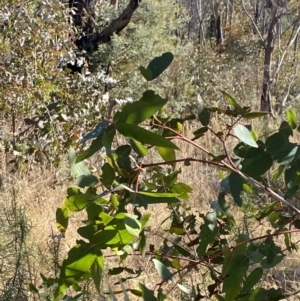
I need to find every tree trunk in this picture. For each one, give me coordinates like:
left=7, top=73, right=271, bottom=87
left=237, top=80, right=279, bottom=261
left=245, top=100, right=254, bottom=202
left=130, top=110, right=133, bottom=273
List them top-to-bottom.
left=196, top=0, right=206, bottom=46
left=214, top=1, right=223, bottom=51
left=260, top=9, right=279, bottom=114
left=260, top=47, right=273, bottom=112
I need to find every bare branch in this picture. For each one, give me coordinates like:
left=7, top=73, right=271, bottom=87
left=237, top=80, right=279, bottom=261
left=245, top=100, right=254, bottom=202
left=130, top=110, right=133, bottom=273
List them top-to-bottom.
left=241, top=0, right=265, bottom=45
left=272, top=22, right=300, bottom=80
left=279, top=65, right=298, bottom=114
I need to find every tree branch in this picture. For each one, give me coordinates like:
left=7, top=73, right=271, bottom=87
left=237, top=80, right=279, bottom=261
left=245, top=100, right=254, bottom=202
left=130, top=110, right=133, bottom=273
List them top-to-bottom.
left=74, top=0, right=140, bottom=53
left=241, top=0, right=264, bottom=45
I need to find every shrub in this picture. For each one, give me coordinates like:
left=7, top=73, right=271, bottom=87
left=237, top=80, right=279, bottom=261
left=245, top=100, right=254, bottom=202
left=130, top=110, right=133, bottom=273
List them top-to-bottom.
left=30, top=53, right=300, bottom=301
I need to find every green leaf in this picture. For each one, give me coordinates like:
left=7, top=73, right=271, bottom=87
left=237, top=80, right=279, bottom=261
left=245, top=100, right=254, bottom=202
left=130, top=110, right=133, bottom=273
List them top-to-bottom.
left=140, top=52, right=174, bottom=81
left=139, top=66, right=152, bottom=81
left=115, top=90, right=167, bottom=125
left=220, top=91, right=242, bottom=110
left=198, top=105, right=211, bottom=126
left=286, top=108, right=298, bottom=129
left=243, top=112, right=269, bottom=119
left=163, top=118, right=184, bottom=136
left=81, top=120, right=109, bottom=143
left=279, top=121, right=293, bottom=137
left=117, top=123, right=179, bottom=149
left=234, top=124, right=258, bottom=148
left=76, top=126, right=106, bottom=162
left=102, top=126, right=116, bottom=158
left=193, top=127, right=209, bottom=139
left=265, top=132, right=288, bottom=154
left=130, top=139, right=148, bottom=157
left=234, top=142, right=263, bottom=159
left=275, top=143, right=299, bottom=165
left=115, top=145, right=131, bottom=157
left=157, top=146, right=176, bottom=167
left=69, top=148, right=91, bottom=178
left=241, top=152, right=273, bottom=177
left=101, top=163, right=115, bottom=187
left=284, top=164, right=300, bottom=191
left=272, top=165, right=285, bottom=181
left=228, top=172, right=243, bottom=206
left=75, top=174, right=98, bottom=188
left=220, top=176, right=231, bottom=194
left=170, top=182, right=192, bottom=201
left=170, top=183, right=191, bottom=200
left=139, top=191, right=178, bottom=198
left=129, top=192, right=179, bottom=209
left=218, top=193, right=235, bottom=225
left=64, top=194, right=95, bottom=212
left=86, top=202, right=104, bottom=222
left=56, top=207, right=69, bottom=233
left=197, top=212, right=217, bottom=258
left=140, top=213, right=151, bottom=228
left=124, top=216, right=142, bottom=237
left=293, top=219, right=300, bottom=229
left=83, top=225, right=134, bottom=248
left=139, top=231, right=146, bottom=257
left=259, top=237, right=284, bottom=269
left=61, top=242, right=96, bottom=285
left=174, top=244, right=191, bottom=257
left=90, top=255, right=103, bottom=294
left=223, top=255, right=249, bottom=295
left=152, top=259, right=174, bottom=282
left=108, top=267, right=124, bottom=275
left=241, top=267, right=263, bottom=293
left=28, top=283, right=39, bottom=293
left=139, top=283, right=158, bottom=301
left=177, top=284, right=196, bottom=297
left=225, top=285, right=242, bottom=301
left=239, top=288, right=284, bottom=301
left=125, top=289, right=141, bottom=298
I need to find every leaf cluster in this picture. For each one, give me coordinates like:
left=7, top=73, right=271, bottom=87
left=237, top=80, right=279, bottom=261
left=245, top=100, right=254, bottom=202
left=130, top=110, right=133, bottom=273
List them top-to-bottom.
left=28, top=53, right=300, bottom=301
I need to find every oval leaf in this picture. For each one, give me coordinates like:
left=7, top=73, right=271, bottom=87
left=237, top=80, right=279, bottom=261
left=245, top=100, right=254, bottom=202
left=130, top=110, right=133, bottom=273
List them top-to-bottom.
left=141, top=52, right=174, bottom=81
left=139, top=66, right=152, bottom=81
left=115, top=90, right=167, bottom=125
left=220, top=91, right=242, bottom=110
left=198, top=105, right=211, bottom=126
left=286, top=108, right=298, bottom=129
left=243, top=112, right=269, bottom=119
left=81, top=120, right=109, bottom=143
left=117, top=123, right=179, bottom=149
left=234, top=124, right=258, bottom=148
left=265, top=132, right=288, bottom=154
left=130, top=139, right=148, bottom=157
left=157, top=146, right=176, bottom=167
left=69, top=147, right=91, bottom=178
left=241, top=152, right=273, bottom=177
left=229, top=172, right=243, bottom=207
left=124, top=216, right=142, bottom=237
left=152, top=259, right=174, bottom=282
left=241, top=267, right=263, bottom=293
left=139, top=283, right=158, bottom=301
left=177, top=284, right=195, bottom=297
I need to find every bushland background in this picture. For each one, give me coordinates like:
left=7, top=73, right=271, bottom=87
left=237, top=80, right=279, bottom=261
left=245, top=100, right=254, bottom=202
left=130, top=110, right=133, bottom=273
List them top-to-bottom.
left=1, top=0, right=300, bottom=300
